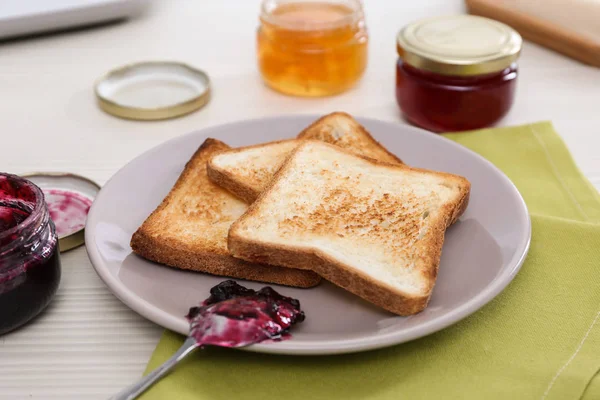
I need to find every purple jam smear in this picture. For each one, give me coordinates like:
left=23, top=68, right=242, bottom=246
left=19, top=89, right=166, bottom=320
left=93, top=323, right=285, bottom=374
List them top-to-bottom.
left=0, top=175, right=36, bottom=204
left=0, top=176, right=36, bottom=236
left=43, top=189, right=92, bottom=238
left=0, top=203, right=29, bottom=232
left=186, top=280, right=305, bottom=347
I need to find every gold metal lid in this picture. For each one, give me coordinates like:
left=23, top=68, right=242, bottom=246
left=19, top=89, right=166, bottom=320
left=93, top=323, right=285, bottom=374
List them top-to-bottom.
left=396, top=15, right=522, bottom=76
left=94, top=61, right=211, bottom=121
left=21, top=172, right=101, bottom=253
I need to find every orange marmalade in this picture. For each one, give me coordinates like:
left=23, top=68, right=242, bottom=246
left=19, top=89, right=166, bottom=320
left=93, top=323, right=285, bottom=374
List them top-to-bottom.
left=257, top=0, right=368, bottom=97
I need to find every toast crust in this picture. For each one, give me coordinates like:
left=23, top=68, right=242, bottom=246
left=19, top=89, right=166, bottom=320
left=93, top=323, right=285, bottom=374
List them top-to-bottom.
left=296, top=111, right=404, bottom=165
left=207, top=112, right=404, bottom=203
left=130, top=138, right=321, bottom=288
left=206, top=139, right=298, bottom=204
left=228, top=140, right=471, bottom=315
left=206, top=165, right=263, bottom=205
left=131, top=228, right=321, bottom=288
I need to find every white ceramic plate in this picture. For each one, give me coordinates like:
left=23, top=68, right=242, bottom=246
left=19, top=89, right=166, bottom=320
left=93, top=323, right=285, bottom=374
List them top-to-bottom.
left=85, top=115, right=530, bottom=355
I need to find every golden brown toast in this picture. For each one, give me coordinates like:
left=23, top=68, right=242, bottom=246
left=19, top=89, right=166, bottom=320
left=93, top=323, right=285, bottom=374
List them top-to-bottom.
left=207, top=112, right=403, bottom=203
left=296, top=112, right=403, bottom=164
left=130, top=138, right=321, bottom=288
left=227, top=140, right=470, bottom=315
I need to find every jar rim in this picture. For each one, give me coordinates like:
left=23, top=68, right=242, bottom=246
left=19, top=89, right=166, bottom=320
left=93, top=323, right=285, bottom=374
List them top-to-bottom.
left=260, top=0, right=364, bottom=31
left=396, top=15, right=522, bottom=77
left=0, top=173, right=46, bottom=250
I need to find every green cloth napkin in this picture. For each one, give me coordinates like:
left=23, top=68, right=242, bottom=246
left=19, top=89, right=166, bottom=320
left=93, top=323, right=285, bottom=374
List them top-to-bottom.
left=140, top=122, right=600, bottom=400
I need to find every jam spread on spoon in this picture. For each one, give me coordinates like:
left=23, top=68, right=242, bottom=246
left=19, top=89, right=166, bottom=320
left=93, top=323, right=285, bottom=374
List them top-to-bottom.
left=186, top=280, right=305, bottom=347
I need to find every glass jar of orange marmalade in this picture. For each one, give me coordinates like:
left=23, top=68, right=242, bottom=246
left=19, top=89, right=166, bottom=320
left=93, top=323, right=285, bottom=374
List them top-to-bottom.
left=257, top=0, right=368, bottom=97
left=395, top=15, right=522, bottom=133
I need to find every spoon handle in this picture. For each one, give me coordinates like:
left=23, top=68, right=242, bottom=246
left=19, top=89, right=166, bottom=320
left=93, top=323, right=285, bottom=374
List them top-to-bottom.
left=108, top=337, right=200, bottom=400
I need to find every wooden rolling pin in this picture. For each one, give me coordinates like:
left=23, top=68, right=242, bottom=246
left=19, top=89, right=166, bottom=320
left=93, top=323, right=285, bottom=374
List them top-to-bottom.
left=466, top=0, right=600, bottom=67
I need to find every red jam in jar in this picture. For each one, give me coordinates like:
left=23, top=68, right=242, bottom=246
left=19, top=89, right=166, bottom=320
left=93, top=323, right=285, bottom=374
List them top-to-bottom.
left=395, top=15, right=522, bottom=133
left=0, top=173, right=61, bottom=335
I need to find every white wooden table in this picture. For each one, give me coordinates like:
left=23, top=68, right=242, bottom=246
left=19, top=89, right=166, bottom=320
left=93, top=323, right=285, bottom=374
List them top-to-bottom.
left=1, top=1, right=599, bottom=398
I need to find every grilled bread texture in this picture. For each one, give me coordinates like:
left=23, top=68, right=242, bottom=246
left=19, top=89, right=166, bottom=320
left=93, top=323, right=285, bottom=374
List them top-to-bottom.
left=207, top=112, right=403, bottom=203
left=130, top=138, right=321, bottom=288
left=227, top=141, right=470, bottom=314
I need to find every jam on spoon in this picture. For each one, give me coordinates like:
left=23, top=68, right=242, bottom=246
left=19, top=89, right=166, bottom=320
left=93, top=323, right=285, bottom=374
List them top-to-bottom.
left=109, top=280, right=305, bottom=400
left=187, top=280, right=305, bottom=347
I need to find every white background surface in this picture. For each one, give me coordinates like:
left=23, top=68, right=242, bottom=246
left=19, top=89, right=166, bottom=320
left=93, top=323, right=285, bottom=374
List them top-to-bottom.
left=1, top=1, right=599, bottom=399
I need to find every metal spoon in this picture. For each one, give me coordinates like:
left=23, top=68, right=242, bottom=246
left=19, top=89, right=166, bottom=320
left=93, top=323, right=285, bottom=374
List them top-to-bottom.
left=108, top=291, right=304, bottom=400
left=108, top=317, right=273, bottom=400
left=108, top=336, right=202, bottom=400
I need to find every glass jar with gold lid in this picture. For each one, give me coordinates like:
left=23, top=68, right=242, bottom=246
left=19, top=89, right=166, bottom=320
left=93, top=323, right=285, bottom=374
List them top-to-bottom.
left=257, top=0, right=368, bottom=97
left=395, top=15, right=522, bottom=133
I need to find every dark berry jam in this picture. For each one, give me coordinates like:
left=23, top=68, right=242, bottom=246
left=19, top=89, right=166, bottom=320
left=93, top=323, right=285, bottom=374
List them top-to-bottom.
left=396, top=61, right=518, bottom=133
left=0, top=173, right=61, bottom=336
left=0, top=204, right=29, bottom=232
left=0, top=248, right=60, bottom=335
left=186, top=280, right=304, bottom=347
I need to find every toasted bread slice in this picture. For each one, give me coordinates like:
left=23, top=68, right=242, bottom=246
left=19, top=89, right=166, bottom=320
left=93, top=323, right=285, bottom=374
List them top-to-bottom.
left=207, top=112, right=403, bottom=203
left=296, top=112, right=403, bottom=163
left=130, top=138, right=321, bottom=288
left=207, top=139, right=299, bottom=205
left=227, top=141, right=470, bottom=315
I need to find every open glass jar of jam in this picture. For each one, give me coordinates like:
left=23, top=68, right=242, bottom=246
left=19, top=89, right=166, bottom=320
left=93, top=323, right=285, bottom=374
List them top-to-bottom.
left=257, top=0, right=368, bottom=97
left=395, top=15, right=522, bottom=133
left=0, top=173, right=61, bottom=335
